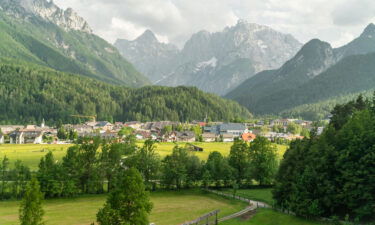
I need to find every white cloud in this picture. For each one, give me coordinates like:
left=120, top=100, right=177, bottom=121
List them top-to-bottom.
left=54, top=0, right=375, bottom=48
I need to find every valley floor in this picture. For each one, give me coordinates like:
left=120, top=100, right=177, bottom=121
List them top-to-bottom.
left=0, top=142, right=288, bottom=170
left=0, top=188, right=328, bottom=225
left=0, top=190, right=245, bottom=225
left=221, top=208, right=325, bottom=225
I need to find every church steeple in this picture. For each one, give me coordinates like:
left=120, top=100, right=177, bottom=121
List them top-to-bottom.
left=41, top=118, right=45, bottom=128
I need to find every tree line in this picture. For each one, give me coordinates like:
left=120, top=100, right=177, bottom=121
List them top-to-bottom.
left=273, top=95, right=375, bottom=222
left=2, top=136, right=278, bottom=225
left=0, top=137, right=278, bottom=200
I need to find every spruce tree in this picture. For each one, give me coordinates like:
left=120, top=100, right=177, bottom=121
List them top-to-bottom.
left=19, top=177, right=44, bottom=225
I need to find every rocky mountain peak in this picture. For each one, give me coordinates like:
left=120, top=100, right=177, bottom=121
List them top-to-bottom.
left=0, top=0, right=92, bottom=33
left=233, top=19, right=268, bottom=32
left=115, top=21, right=302, bottom=95
left=360, top=23, right=375, bottom=38
left=136, top=29, right=158, bottom=43
left=282, top=39, right=336, bottom=78
left=297, top=39, right=333, bottom=57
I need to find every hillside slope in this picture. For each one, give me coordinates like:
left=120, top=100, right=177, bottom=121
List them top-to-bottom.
left=0, top=0, right=149, bottom=87
left=226, top=23, right=375, bottom=118
left=0, top=60, right=252, bottom=124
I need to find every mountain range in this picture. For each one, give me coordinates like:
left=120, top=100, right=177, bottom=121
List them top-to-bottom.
left=0, top=0, right=149, bottom=87
left=0, top=0, right=252, bottom=124
left=2, top=0, right=375, bottom=122
left=115, top=20, right=302, bottom=95
left=226, top=23, right=375, bottom=119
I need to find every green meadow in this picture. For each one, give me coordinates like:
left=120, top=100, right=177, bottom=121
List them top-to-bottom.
left=0, top=142, right=287, bottom=170
left=0, top=190, right=245, bottom=225
left=221, top=208, right=325, bottom=225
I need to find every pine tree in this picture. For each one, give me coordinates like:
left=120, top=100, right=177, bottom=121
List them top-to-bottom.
left=19, top=177, right=44, bottom=225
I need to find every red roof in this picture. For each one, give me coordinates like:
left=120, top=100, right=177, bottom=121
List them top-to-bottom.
left=198, top=122, right=207, bottom=127
left=242, top=133, right=256, bottom=142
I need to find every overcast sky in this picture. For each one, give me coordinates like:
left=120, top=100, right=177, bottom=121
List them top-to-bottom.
left=55, top=0, right=375, bottom=48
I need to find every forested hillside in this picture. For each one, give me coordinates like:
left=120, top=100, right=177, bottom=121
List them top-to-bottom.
left=0, top=1, right=149, bottom=87
left=247, top=52, right=375, bottom=115
left=0, top=61, right=251, bottom=124
left=280, top=90, right=375, bottom=120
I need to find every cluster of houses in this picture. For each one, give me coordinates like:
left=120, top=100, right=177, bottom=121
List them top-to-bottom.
left=0, top=118, right=321, bottom=145
left=0, top=120, right=53, bottom=144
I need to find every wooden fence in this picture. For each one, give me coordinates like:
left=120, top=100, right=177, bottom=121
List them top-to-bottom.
left=181, top=209, right=220, bottom=225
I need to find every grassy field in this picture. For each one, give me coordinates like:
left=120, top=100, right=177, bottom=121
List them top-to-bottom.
left=0, top=142, right=288, bottom=170
left=144, top=142, right=287, bottom=160
left=0, top=144, right=73, bottom=170
left=223, top=188, right=275, bottom=205
left=0, top=190, right=245, bottom=225
left=221, top=208, right=325, bottom=225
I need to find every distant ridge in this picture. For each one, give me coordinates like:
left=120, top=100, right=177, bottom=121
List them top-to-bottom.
left=115, top=20, right=302, bottom=95
left=226, top=23, right=375, bottom=119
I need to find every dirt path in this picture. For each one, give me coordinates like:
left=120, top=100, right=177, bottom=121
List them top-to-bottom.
left=206, top=189, right=271, bottom=222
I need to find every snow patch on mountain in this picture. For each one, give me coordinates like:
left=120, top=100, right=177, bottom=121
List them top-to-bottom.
left=196, top=57, right=217, bottom=69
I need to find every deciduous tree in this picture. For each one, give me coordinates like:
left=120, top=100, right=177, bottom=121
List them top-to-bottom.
left=97, top=168, right=153, bottom=225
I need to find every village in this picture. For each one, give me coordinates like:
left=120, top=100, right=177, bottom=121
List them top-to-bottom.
left=0, top=118, right=323, bottom=145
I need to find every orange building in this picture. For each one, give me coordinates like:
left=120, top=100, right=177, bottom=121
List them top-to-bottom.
left=242, top=133, right=256, bottom=142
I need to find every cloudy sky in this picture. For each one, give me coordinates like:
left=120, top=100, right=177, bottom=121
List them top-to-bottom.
left=55, top=0, right=375, bottom=48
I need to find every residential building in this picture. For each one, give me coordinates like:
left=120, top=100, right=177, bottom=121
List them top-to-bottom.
left=94, top=121, right=113, bottom=131
left=124, top=121, right=143, bottom=129
left=142, top=121, right=178, bottom=132
left=205, top=123, right=247, bottom=137
left=72, top=124, right=93, bottom=133
left=0, top=125, right=24, bottom=134
left=10, top=130, right=44, bottom=144
left=135, top=130, right=151, bottom=140
left=176, top=131, right=196, bottom=142
left=202, top=133, right=216, bottom=142
left=242, top=133, right=256, bottom=142
left=222, top=134, right=234, bottom=142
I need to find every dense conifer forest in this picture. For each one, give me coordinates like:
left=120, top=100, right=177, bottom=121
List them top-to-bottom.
left=0, top=60, right=251, bottom=124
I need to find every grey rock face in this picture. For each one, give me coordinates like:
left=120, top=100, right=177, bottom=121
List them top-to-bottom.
left=0, top=0, right=92, bottom=33
left=115, top=20, right=302, bottom=95
left=115, top=30, right=179, bottom=83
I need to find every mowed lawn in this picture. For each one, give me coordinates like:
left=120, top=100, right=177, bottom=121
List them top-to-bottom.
left=0, top=142, right=288, bottom=170
left=0, top=190, right=246, bottom=225
left=221, top=208, right=325, bottom=225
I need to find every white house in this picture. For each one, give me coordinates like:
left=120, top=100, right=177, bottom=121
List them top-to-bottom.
left=10, top=130, right=44, bottom=144
left=202, top=133, right=216, bottom=142
left=222, top=134, right=234, bottom=142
